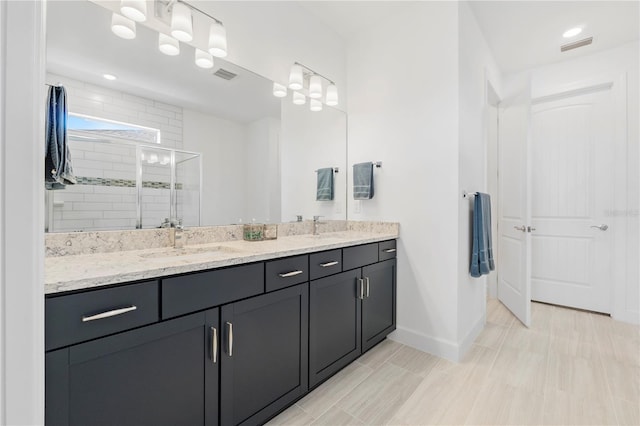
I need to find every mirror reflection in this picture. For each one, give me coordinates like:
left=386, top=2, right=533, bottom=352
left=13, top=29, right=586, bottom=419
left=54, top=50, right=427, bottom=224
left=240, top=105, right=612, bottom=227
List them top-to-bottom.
left=45, top=0, right=346, bottom=232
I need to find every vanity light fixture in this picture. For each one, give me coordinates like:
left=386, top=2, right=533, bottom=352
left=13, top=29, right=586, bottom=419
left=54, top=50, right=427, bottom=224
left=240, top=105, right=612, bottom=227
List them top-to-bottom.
left=120, top=0, right=147, bottom=22
left=171, top=2, right=193, bottom=42
left=111, top=13, right=136, bottom=39
left=208, top=20, right=228, bottom=58
left=562, top=27, right=582, bottom=38
left=159, top=33, right=180, bottom=56
left=195, top=48, right=214, bottom=68
left=288, top=64, right=304, bottom=90
left=309, top=75, right=322, bottom=99
left=273, top=82, right=287, bottom=98
left=325, top=83, right=338, bottom=106
left=292, top=91, right=306, bottom=105
left=310, top=99, right=322, bottom=112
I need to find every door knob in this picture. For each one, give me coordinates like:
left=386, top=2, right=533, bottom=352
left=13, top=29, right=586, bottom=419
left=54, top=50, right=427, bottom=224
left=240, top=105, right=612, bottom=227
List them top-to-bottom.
left=590, top=224, right=609, bottom=231
left=514, top=225, right=526, bottom=232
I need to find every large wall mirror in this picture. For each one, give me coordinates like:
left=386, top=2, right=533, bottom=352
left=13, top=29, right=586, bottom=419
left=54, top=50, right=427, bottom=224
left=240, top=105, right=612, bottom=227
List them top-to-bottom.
left=45, top=0, right=347, bottom=232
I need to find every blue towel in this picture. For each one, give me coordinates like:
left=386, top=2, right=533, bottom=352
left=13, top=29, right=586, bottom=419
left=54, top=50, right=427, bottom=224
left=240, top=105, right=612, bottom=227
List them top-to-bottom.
left=45, top=85, right=76, bottom=190
left=353, top=162, right=374, bottom=200
left=316, top=167, right=334, bottom=201
left=470, top=192, right=495, bottom=277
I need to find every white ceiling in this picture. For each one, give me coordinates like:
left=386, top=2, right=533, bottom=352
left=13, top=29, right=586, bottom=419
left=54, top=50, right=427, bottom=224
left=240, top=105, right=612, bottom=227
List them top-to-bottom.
left=46, top=1, right=280, bottom=123
left=468, top=1, right=640, bottom=73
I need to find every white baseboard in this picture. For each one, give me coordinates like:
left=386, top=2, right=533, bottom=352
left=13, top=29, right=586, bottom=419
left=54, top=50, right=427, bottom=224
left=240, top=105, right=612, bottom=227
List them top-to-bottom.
left=388, top=314, right=486, bottom=362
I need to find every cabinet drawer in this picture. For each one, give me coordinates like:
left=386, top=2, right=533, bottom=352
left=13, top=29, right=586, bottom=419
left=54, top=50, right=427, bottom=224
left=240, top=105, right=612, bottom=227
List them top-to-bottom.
left=379, top=240, right=397, bottom=261
left=343, top=243, right=378, bottom=270
left=309, top=249, right=342, bottom=280
left=266, top=255, right=309, bottom=291
left=162, top=263, right=263, bottom=319
left=45, top=281, right=159, bottom=351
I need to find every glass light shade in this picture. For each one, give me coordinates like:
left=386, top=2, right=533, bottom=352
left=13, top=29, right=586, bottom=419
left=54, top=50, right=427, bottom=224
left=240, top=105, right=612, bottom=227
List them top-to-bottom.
left=120, top=0, right=146, bottom=22
left=171, top=2, right=193, bottom=42
left=111, top=13, right=136, bottom=39
left=208, top=21, right=228, bottom=58
left=158, top=34, right=180, bottom=56
left=195, top=49, right=214, bottom=69
left=288, top=64, right=304, bottom=90
left=309, top=75, right=322, bottom=99
left=273, top=82, right=287, bottom=98
left=325, top=83, right=338, bottom=106
left=293, top=92, right=306, bottom=105
left=310, top=99, right=322, bottom=112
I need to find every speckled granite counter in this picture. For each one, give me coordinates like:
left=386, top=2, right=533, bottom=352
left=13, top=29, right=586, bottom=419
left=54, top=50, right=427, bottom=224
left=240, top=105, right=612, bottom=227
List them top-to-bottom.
left=45, top=223, right=399, bottom=294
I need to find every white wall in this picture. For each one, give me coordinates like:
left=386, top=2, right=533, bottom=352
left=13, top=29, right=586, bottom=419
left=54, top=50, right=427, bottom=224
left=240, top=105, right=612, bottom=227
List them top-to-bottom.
left=0, top=1, right=45, bottom=424
left=456, top=1, right=503, bottom=352
left=347, top=2, right=463, bottom=360
left=527, top=42, right=640, bottom=324
left=281, top=99, right=347, bottom=222
left=182, top=109, right=247, bottom=226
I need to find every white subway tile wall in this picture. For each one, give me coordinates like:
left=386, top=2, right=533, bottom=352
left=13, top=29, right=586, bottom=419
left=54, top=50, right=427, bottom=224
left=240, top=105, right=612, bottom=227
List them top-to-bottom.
left=46, top=73, right=185, bottom=232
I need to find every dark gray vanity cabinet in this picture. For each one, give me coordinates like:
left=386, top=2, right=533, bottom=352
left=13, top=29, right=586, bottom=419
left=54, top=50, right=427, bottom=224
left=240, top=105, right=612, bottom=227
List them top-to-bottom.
left=309, top=241, right=397, bottom=388
left=309, top=269, right=362, bottom=388
left=220, top=284, right=308, bottom=426
left=45, top=308, right=220, bottom=426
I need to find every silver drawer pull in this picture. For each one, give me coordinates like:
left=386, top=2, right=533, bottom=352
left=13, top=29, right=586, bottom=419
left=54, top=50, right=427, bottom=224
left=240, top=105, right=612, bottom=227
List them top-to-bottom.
left=383, top=248, right=396, bottom=253
left=319, top=261, right=339, bottom=268
left=279, top=270, right=304, bottom=278
left=82, top=305, right=137, bottom=322
left=226, top=322, right=233, bottom=357
left=211, top=327, right=217, bottom=364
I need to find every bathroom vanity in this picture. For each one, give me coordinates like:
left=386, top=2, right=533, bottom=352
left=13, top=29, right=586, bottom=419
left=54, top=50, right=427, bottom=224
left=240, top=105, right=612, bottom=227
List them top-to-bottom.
left=44, top=227, right=398, bottom=426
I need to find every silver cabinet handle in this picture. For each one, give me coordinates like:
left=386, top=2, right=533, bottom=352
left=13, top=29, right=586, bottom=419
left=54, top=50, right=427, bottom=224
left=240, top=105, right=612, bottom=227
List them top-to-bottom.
left=590, top=224, right=609, bottom=231
left=514, top=226, right=526, bottom=232
left=383, top=248, right=396, bottom=253
left=319, top=261, right=339, bottom=268
left=279, top=270, right=304, bottom=278
left=365, top=277, right=370, bottom=298
left=358, top=278, right=365, bottom=300
left=82, top=305, right=137, bottom=322
left=226, top=322, right=233, bottom=357
left=211, top=327, right=217, bottom=364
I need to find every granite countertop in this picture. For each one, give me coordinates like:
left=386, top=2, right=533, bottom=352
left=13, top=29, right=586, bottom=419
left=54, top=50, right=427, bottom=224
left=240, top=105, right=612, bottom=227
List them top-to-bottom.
left=45, top=230, right=398, bottom=295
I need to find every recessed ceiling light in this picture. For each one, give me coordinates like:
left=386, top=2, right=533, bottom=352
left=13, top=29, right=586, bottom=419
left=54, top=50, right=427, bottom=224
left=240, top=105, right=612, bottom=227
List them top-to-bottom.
left=563, top=27, right=582, bottom=38
left=103, top=74, right=117, bottom=81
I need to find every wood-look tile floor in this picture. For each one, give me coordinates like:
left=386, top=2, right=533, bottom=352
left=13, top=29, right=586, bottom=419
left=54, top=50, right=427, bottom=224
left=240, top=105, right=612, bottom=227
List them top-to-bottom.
left=267, top=300, right=640, bottom=426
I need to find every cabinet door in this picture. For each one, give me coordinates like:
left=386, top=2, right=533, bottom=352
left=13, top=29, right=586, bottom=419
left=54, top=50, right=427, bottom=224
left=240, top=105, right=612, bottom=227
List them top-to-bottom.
left=362, top=259, right=397, bottom=352
left=309, top=269, right=361, bottom=388
left=220, top=284, right=308, bottom=426
left=46, top=309, right=219, bottom=426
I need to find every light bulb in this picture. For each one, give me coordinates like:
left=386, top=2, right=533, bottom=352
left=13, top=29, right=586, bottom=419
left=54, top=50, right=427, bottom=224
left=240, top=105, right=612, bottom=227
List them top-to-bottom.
left=120, top=0, right=146, bottom=22
left=171, top=2, right=193, bottom=42
left=111, top=13, right=136, bottom=39
left=208, top=21, right=228, bottom=58
left=159, top=34, right=180, bottom=56
left=195, top=49, right=214, bottom=69
left=288, top=64, right=303, bottom=90
left=309, top=75, right=322, bottom=99
left=273, top=82, right=287, bottom=98
left=325, top=83, right=338, bottom=106
left=293, top=92, right=306, bottom=105
left=310, top=99, right=322, bottom=112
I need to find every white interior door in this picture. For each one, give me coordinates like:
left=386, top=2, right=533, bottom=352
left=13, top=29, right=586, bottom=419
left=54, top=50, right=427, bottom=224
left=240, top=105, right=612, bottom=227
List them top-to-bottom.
left=530, top=85, right=615, bottom=313
left=497, top=92, right=532, bottom=327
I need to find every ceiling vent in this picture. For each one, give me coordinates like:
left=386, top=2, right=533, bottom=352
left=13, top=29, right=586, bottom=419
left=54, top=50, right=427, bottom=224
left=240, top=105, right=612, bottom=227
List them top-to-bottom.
left=561, top=37, right=593, bottom=52
left=213, top=68, right=237, bottom=80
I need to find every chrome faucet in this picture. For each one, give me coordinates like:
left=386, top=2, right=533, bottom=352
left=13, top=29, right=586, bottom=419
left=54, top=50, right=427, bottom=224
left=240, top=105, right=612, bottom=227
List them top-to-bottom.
left=313, top=215, right=325, bottom=235
left=170, top=218, right=184, bottom=248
